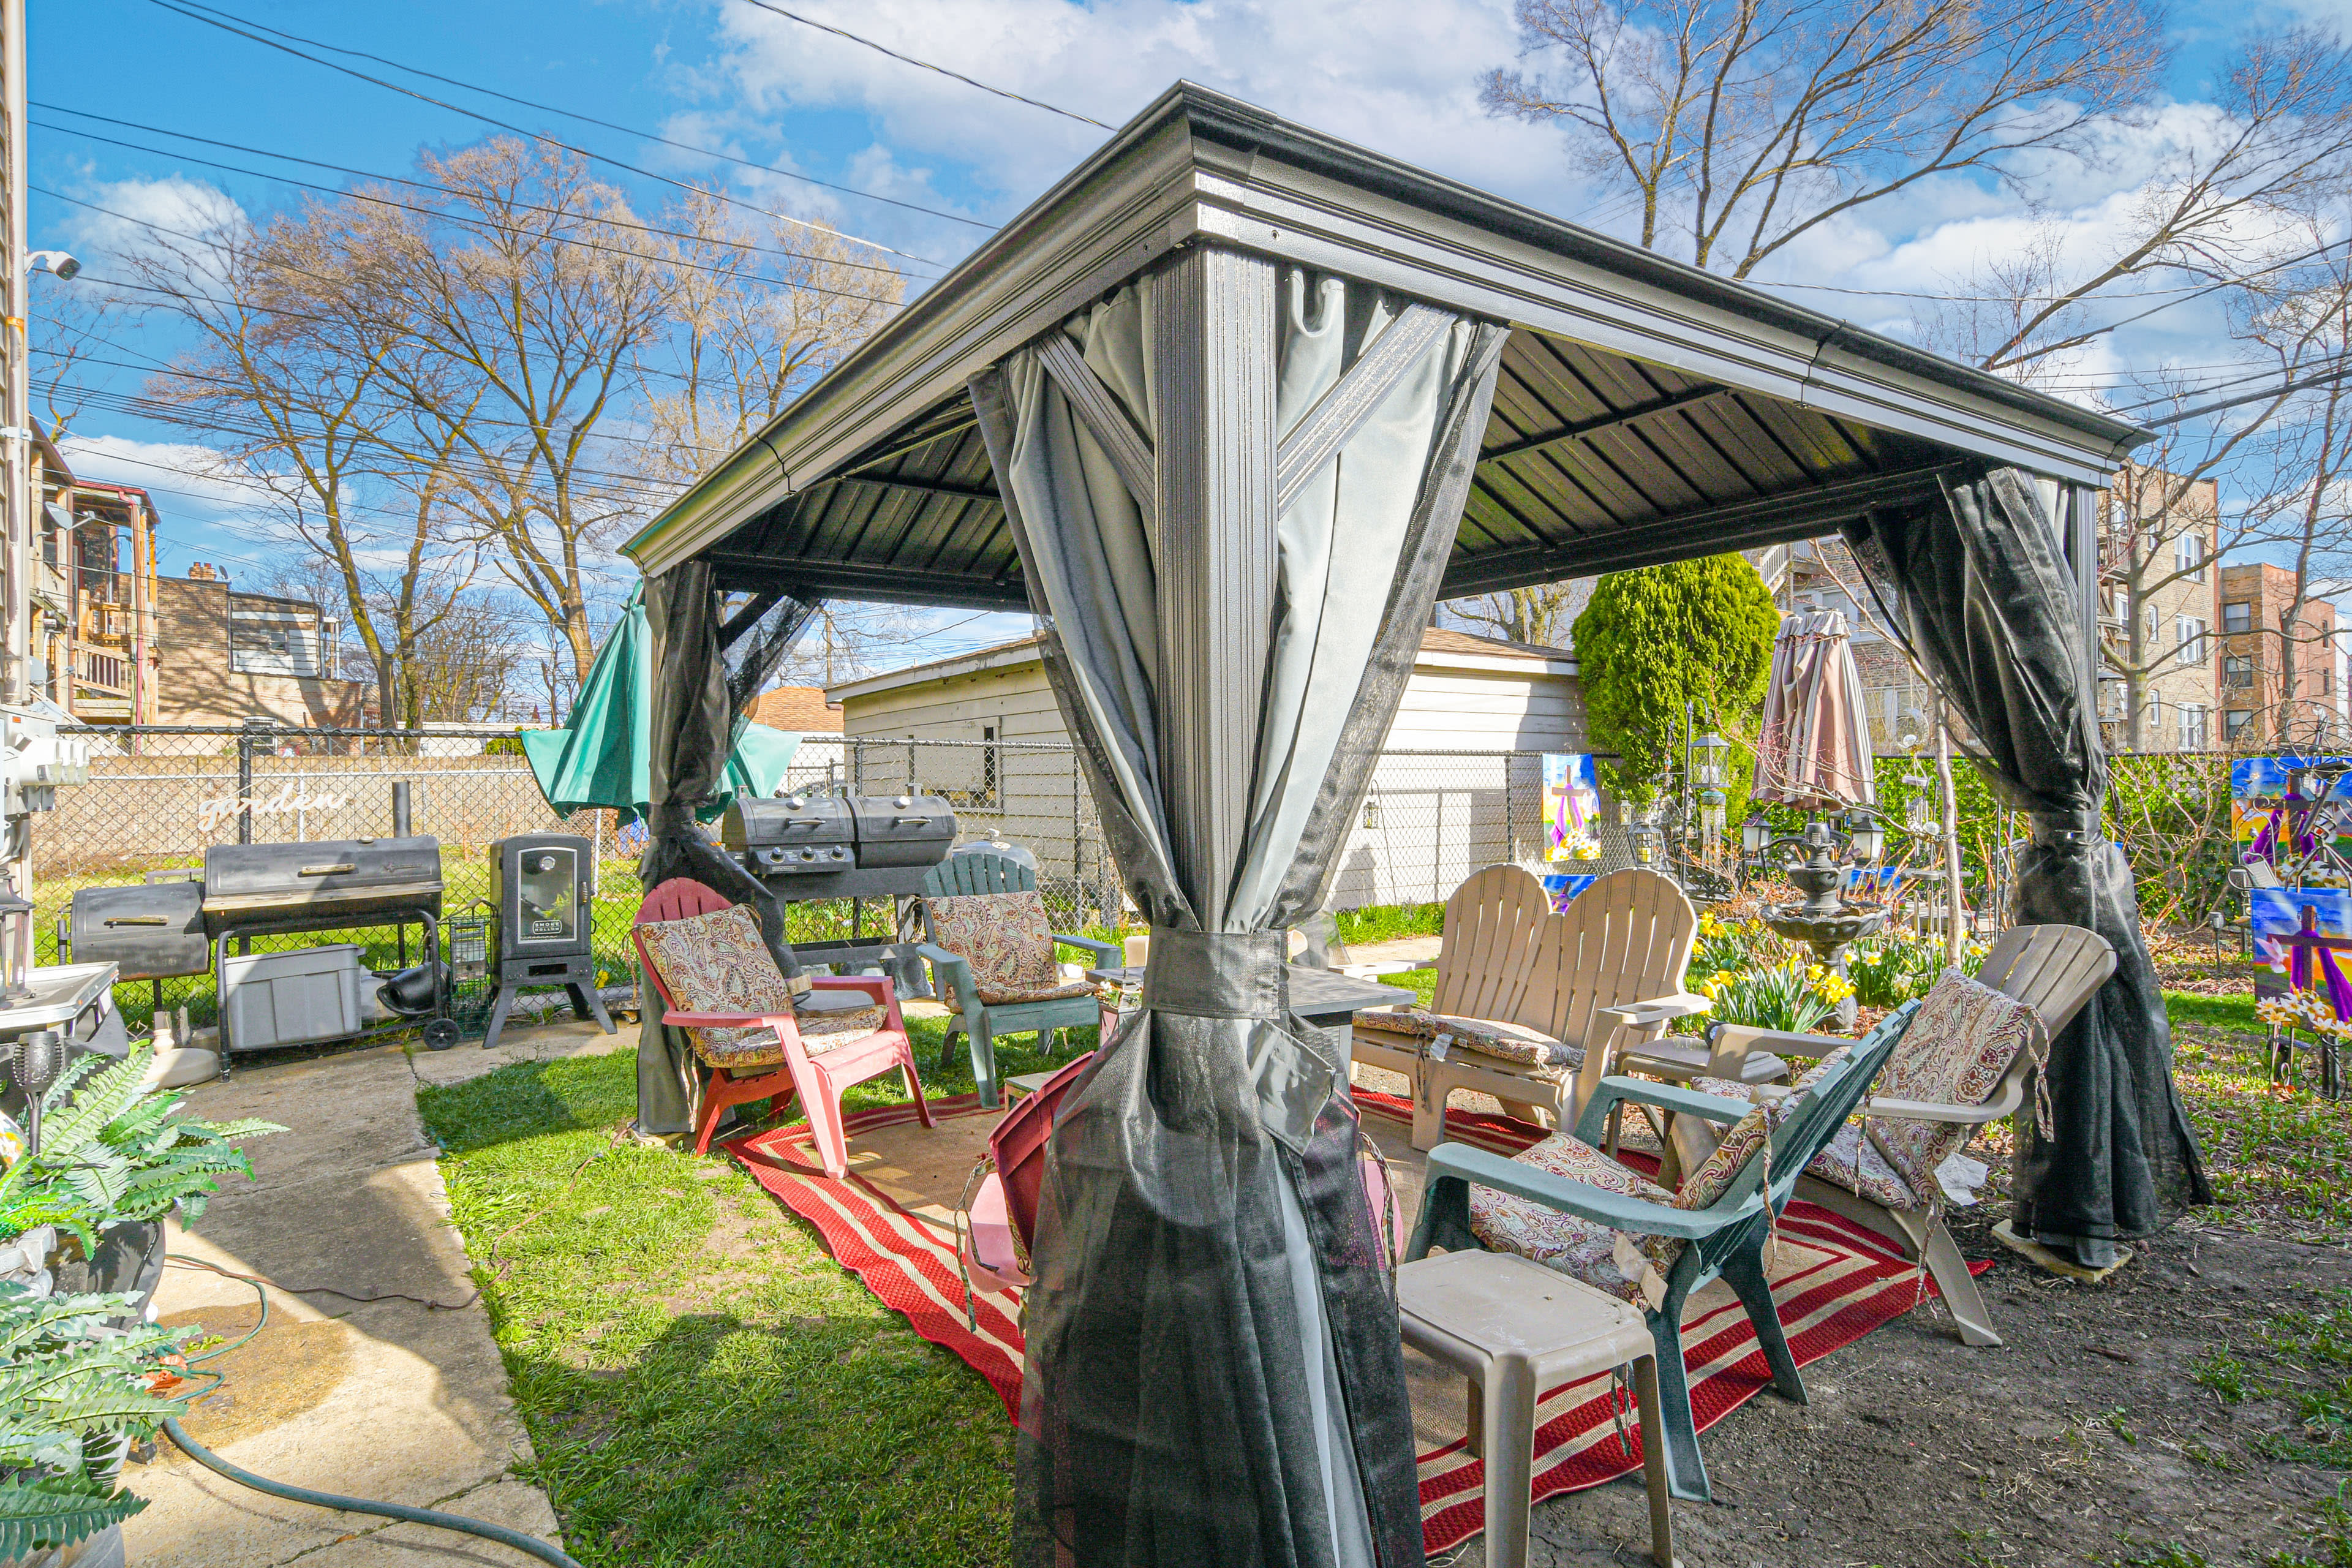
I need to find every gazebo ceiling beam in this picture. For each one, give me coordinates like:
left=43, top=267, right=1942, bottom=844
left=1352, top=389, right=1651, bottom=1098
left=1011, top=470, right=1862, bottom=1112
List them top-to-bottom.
left=1480, top=382, right=1733, bottom=467
left=1439, top=459, right=1961, bottom=596
left=826, top=473, right=1005, bottom=504
left=703, top=552, right=1031, bottom=610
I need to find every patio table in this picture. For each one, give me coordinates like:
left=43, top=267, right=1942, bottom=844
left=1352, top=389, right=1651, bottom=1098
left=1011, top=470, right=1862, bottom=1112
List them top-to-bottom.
left=1084, top=965, right=1414, bottom=1067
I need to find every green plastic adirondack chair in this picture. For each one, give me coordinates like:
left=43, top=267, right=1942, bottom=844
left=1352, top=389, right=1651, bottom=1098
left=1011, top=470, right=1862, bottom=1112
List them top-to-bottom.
left=916, top=848, right=1121, bottom=1109
left=1408, top=998, right=1919, bottom=1503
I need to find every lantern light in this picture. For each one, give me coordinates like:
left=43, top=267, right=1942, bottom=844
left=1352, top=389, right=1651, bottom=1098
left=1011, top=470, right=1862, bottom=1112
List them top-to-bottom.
left=1692, top=730, right=1730, bottom=788
left=1842, top=805, right=1883, bottom=864
left=1740, top=813, right=1771, bottom=855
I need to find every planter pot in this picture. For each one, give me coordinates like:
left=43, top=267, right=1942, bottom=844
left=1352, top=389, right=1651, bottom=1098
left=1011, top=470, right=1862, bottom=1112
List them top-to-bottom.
left=48, top=1221, right=167, bottom=1322
left=4, top=1521, right=125, bottom=1568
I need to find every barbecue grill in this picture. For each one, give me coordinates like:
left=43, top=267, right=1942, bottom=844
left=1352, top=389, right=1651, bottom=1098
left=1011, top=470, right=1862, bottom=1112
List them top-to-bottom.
left=718, top=790, right=960, bottom=999
left=720, top=791, right=956, bottom=895
left=200, top=836, right=448, bottom=1057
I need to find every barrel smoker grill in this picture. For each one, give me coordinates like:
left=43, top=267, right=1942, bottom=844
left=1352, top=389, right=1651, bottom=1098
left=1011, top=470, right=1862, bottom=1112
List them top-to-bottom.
left=200, top=835, right=448, bottom=1054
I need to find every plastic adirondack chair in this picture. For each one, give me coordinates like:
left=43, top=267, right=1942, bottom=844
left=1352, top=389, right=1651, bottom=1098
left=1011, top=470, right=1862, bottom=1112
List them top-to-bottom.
left=918, top=848, right=1121, bottom=1109
left=1354, top=865, right=1709, bottom=1149
left=633, top=878, right=933, bottom=1170
left=1774, top=923, right=2116, bottom=1346
left=1408, top=998, right=1918, bottom=1502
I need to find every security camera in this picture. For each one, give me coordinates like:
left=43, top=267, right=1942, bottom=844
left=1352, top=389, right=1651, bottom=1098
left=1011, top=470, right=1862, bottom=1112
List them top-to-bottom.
left=26, top=251, right=79, bottom=282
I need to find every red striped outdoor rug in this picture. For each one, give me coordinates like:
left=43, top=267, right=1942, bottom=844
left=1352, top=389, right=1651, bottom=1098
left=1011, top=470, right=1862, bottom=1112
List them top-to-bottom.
left=727, top=1088, right=1974, bottom=1556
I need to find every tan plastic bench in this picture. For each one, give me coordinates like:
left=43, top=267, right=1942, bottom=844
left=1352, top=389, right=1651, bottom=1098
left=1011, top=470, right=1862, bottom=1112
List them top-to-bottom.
left=1354, top=866, right=1705, bottom=1148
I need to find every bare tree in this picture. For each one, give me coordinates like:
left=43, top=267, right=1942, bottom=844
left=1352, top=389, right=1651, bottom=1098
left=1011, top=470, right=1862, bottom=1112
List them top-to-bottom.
left=1486, top=0, right=2163, bottom=277
left=330, top=140, right=676, bottom=682
left=635, top=190, right=903, bottom=490
left=130, top=198, right=499, bottom=731
left=1444, top=583, right=1582, bottom=648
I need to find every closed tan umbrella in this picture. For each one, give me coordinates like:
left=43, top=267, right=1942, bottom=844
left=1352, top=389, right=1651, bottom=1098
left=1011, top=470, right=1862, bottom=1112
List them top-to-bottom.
left=1753, top=608, right=1877, bottom=810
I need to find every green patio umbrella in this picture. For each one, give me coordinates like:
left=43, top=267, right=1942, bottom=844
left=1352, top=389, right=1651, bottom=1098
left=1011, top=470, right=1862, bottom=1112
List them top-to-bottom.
left=521, top=582, right=801, bottom=821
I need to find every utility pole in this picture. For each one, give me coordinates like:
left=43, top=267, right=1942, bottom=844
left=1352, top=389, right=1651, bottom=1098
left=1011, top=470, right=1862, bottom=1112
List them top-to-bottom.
left=2, top=0, right=25, bottom=712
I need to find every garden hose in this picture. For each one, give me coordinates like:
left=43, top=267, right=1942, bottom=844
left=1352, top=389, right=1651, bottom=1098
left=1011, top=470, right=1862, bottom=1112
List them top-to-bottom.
left=156, top=1257, right=582, bottom=1568
left=160, top=1419, right=584, bottom=1568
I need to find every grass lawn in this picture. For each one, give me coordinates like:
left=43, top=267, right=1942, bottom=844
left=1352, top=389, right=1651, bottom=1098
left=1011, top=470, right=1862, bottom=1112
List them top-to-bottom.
left=415, top=979, right=2352, bottom=1566
left=417, top=1011, right=1087, bottom=1567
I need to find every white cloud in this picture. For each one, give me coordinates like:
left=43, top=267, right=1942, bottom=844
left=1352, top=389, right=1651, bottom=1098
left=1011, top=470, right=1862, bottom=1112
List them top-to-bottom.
left=701, top=0, right=1579, bottom=221
left=53, top=175, right=245, bottom=279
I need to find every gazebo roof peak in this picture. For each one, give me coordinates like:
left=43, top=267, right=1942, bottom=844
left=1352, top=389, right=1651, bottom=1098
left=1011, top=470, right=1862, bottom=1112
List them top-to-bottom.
left=625, top=80, right=2147, bottom=608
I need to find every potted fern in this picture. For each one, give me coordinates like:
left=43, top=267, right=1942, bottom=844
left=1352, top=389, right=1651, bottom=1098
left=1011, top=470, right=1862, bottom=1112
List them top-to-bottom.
left=0, top=1044, right=281, bottom=1563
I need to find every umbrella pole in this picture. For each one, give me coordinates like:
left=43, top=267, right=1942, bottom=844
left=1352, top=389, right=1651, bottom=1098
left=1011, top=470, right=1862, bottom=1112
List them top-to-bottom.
left=1935, top=694, right=1965, bottom=965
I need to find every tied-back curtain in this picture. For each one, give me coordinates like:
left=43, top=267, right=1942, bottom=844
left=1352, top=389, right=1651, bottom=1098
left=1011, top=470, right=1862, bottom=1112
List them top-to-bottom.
left=971, top=257, right=1506, bottom=1568
left=1843, top=468, right=2209, bottom=1261
left=634, top=561, right=819, bottom=1136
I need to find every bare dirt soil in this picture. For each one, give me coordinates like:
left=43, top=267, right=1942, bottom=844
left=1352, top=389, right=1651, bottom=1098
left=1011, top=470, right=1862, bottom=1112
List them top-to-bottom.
left=1460, top=1215, right=2352, bottom=1568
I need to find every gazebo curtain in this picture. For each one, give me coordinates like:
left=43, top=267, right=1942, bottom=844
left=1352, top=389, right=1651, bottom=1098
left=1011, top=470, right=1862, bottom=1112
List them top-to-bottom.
left=970, top=253, right=1506, bottom=1568
left=1844, top=468, right=2209, bottom=1263
left=633, top=562, right=818, bottom=1136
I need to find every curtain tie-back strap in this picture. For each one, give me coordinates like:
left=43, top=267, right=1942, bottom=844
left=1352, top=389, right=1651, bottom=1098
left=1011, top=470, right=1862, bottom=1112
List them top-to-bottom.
left=2027, top=810, right=2099, bottom=849
left=1140, top=929, right=1289, bottom=1019
left=1142, top=929, right=1336, bottom=1153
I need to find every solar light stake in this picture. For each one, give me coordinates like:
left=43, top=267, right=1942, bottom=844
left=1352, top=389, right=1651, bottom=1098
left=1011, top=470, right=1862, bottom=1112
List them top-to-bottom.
left=10, top=1029, right=64, bottom=1155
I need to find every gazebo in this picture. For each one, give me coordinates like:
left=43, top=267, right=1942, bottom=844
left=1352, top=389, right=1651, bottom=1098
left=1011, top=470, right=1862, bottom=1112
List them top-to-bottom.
left=622, top=81, right=2206, bottom=1568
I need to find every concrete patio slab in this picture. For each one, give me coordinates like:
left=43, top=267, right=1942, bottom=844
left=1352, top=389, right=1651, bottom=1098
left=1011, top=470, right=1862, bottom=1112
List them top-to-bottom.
left=122, top=1017, right=624, bottom=1568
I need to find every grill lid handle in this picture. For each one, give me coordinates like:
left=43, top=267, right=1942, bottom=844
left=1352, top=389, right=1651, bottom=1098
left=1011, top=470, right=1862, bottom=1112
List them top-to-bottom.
left=299, top=863, right=358, bottom=876
left=104, top=916, right=167, bottom=927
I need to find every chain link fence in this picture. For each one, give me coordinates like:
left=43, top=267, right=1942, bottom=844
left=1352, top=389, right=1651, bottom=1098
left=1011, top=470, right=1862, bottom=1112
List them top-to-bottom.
left=25, top=725, right=1631, bottom=1041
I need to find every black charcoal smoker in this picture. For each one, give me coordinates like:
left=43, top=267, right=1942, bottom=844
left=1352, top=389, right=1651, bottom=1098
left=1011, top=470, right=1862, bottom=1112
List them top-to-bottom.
left=477, top=833, right=616, bottom=1052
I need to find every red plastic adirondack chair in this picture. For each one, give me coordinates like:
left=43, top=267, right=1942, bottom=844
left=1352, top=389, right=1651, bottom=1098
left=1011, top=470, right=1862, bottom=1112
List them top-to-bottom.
left=633, top=878, right=933, bottom=1169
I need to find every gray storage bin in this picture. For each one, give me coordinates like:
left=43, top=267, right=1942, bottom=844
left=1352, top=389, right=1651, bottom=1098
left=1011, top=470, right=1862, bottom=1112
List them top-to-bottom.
left=221, top=943, right=366, bottom=1052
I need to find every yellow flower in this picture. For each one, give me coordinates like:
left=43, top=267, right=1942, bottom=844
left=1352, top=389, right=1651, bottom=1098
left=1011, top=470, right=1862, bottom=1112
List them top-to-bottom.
left=1700, top=914, right=1725, bottom=938
left=1714, top=969, right=1738, bottom=987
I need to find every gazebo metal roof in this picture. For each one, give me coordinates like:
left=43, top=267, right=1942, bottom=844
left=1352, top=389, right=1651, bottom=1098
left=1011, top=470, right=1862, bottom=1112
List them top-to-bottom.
left=622, top=82, right=2148, bottom=608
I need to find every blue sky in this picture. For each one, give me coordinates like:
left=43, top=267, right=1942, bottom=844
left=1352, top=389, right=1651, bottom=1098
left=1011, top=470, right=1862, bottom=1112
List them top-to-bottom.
left=26, top=0, right=2352, bottom=677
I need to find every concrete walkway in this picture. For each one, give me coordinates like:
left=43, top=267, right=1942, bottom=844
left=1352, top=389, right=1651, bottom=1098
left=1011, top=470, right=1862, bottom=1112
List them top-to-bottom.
left=124, top=1018, right=627, bottom=1567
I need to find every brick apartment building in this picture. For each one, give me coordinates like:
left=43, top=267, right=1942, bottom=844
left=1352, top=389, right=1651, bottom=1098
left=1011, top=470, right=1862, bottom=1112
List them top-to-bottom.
left=2097, top=469, right=2219, bottom=753
left=2215, top=562, right=2343, bottom=749
left=153, top=564, right=371, bottom=727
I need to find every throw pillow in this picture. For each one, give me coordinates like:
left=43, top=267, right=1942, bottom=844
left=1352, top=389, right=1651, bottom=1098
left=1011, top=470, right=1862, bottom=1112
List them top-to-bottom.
left=928, top=891, right=1066, bottom=1005
left=639, top=903, right=799, bottom=1059
left=1867, top=968, right=2040, bottom=1199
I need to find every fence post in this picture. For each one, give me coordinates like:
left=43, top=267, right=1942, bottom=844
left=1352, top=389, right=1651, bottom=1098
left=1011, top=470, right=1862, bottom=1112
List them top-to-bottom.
left=236, top=723, right=257, bottom=845
left=852, top=737, right=864, bottom=796
left=1504, top=753, right=1515, bottom=865
left=1072, top=755, right=1082, bottom=922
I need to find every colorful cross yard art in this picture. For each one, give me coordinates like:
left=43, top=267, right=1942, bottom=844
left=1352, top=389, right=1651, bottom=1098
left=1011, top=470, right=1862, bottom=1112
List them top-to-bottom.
left=1542, top=753, right=1600, bottom=865
left=2252, top=887, right=2352, bottom=1040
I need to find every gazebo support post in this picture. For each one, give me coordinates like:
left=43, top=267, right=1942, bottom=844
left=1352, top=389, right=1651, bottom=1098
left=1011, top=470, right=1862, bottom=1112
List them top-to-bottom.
left=1154, top=244, right=1278, bottom=918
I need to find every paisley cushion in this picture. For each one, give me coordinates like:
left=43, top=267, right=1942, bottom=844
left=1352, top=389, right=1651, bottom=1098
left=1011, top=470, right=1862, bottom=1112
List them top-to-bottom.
left=927, top=891, right=1082, bottom=1005
left=639, top=904, right=888, bottom=1069
left=1868, top=970, right=2038, bottom=1197
left=1354, top=1007, right=1583, bottom=1071
left=1806, top=1121, right=1919, bottom=1208
left=1466, top=1133, right=1686, bottom=1305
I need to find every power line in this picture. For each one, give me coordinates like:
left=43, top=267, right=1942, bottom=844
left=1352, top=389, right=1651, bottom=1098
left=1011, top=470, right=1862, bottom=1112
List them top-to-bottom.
left=136, top=0, right=949, bottom=268
left=159, top=0, right=997, bottom=235
left=733, top=0, right=1113, bottom=130
left=36, top=108, right=920, bottom=278
left=32, top=119, right=917, bottom=302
